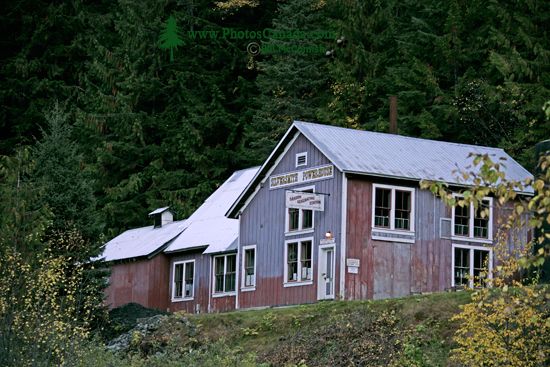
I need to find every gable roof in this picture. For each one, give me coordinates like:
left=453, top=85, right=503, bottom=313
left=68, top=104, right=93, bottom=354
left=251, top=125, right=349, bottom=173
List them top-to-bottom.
left=227, top=121, right=533, bottom=218
left=164, top=166, right=259, bottom=254
left=101, top=167, right=259, bottom=262
left=100, top=220, right=188, bottom=262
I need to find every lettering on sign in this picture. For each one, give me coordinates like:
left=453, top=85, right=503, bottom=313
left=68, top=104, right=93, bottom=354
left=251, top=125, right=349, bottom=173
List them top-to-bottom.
left=270, top=164, right=334, bottom=189
left=286, top=191, right=325, bottom=211
left=346, top=258, right=360, bottom=267
left=347, top=266, right=359, bottom=274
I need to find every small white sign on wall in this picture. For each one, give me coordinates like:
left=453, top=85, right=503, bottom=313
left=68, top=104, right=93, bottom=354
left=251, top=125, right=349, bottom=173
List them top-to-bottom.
left=285, top=191, right=325, bottom=211
left=346, top=258, right=360, bottom=267
left=347, top=266, right=359, bottom=274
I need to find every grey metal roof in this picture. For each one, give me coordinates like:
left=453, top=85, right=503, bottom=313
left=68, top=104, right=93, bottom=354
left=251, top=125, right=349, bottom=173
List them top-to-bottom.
left=294, top=121, right=533, bottom=191
left=164, top=166, right=259, bottom=254
left=148, top=206, right=170, bottom=215
left=100, top=220, right=188, bottom=262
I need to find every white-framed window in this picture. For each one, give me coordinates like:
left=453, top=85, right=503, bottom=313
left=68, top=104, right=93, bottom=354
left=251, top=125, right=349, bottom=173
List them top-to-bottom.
left=296, top=152, right=307, bottom=167
left=371, top=184, right=415, bottom=232
left=285, top=186, right=315, bottom=235
left=451, top=195, right=493, bottom=242
left=284, top=237, right=313, bottom=286
left=452, top=244, right=493, bottom=288
left=241, top=245, right=256, bottom=290
left=213, top=254, right=237, bottom=295
left=172, top=260, right=194, bottom=301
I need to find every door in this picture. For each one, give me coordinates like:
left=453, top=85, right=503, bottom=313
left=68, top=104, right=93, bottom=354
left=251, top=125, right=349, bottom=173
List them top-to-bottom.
left=318, top=246, right=335, bottom=300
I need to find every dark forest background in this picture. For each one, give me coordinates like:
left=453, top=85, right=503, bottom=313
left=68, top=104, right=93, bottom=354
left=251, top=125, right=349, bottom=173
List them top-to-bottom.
left=1, top=0, right=548, bottom=240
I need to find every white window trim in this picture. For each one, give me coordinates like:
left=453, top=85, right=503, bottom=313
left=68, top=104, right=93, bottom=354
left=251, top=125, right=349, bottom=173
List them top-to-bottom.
left=295, top=152, right=307, bottom=167
left=371, top=183, right=416, bottom=233
left=285, top=185, right=315, bottom=236
left=451, top=194, right=493, bottom=243
left=283, top=237, right=314, bottom=287
left=451, top=243, right=493, bottom=288
left=241, top=245, right=257, bottom=291
left=212, top=254, right=237, bottom=297
left=171, top=260, right=195, bottom=302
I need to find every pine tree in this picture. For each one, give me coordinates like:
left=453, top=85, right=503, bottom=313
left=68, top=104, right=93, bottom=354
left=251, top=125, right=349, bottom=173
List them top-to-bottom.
left=159, top=15, right=184, bottom=62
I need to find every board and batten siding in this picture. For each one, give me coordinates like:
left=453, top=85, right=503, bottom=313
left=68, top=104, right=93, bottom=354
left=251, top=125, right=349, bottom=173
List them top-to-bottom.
left=238, top=133, right=343, bottom=309
left=345, top=176, right=530, bottom=300
left=168, top=251, right=211, bottom=313
left=105, top=254, right=170, bottom=311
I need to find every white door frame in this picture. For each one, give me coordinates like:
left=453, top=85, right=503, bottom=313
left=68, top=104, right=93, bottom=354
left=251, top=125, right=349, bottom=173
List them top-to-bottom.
left=317, top=244, right=336, bottom=300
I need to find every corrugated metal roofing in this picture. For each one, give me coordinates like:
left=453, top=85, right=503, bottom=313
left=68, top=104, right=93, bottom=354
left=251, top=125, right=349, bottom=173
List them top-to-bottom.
left=294, top=121, right=533, bottom=191
left=164, top=166, right=259, bottom=254
left=148, top=206, right=170, bottom=215
left=100, top=220, right=188, bottom=262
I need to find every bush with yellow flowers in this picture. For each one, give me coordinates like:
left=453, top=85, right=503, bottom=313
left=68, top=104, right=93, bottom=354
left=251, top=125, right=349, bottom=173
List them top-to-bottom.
left=422, top=153, right=550, bottom=367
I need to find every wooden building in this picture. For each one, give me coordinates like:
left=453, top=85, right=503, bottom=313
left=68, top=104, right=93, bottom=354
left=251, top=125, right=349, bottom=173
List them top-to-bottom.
left=103, top=121, right=532, bottom=313
left=227, top=121, right=533, bottom=309
left=102, top=167, right=258, bottom=312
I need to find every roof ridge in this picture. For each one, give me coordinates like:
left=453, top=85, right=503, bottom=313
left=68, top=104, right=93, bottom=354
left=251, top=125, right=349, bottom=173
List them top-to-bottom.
left=293, top=120, right=505, bottom=153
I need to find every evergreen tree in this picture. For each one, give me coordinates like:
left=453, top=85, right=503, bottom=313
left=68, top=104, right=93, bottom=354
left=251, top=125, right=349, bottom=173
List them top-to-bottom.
left=33, top=103, right=103, bottom=255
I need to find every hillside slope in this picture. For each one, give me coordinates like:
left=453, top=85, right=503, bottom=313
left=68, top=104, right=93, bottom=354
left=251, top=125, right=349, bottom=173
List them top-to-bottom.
left=93, top=292, right=472, bottom=366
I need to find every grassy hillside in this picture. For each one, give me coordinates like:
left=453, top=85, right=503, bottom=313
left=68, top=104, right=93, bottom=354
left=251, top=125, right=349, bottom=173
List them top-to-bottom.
left=90, top=291, right=472, bottom=366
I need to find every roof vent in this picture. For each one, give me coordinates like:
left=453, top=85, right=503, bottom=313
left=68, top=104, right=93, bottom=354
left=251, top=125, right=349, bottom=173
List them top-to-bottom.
left=148, top=207, right=174, bottom=228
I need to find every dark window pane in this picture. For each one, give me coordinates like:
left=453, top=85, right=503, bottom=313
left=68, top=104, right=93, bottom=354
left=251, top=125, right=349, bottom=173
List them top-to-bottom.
left=374, top=188, right=391, bottom=228
left=395, top=190, right=411, bottom=230
left=474, top=200, right=490, bottom=238
left=454, top=202, right=470, bottom=236
left=288, top=208, right=299, bottom=231
left=302, top=209, right=313, bottom=229
left=301, top=241, right=312, bottom=281
left=287, top=242, right=298, bottom=281
left=245, top=248, right=255, bottom=287
left=454, top=248, right=470, bottom=287
left=473, top=250, right=489, bottom=287
left=214, top=257, right=225, bottom=293
left=184, top=262, right=194, bottom=298
left=174, top=264, right=183, bottom=298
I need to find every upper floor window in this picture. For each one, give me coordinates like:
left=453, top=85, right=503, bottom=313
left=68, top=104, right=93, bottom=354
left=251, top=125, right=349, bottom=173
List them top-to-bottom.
left=295, top=152, right=307, bottom=167
left=372, top=184, right=415, bottom=232
left=286, top=187, right=314, bottom=234
left=452, top=196, right=493, bottom=241
left=213, top=254, right=236, bottom=294
left=172, top=260, right=194, bottom=301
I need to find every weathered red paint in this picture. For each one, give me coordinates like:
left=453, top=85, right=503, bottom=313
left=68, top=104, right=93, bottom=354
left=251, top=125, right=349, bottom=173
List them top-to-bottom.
left=105, top=254, right=170, bottom=311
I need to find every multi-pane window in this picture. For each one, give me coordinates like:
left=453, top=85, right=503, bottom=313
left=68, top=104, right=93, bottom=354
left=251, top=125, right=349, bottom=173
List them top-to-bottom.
left=372, top=184, right=415, bottom=232
left=286, top=188, right=314, bottom=233
left=374, top=188, right=391, bottom=228
left=453, top=196, right=492, bottom=240
left=454, top=205, right=470, bottom=236
left=285, top=239, right=313, bottom=283
left=453, top=245, right=492, bottom=288
left=242, top=246, right=256, bottom=288
left=214, top=254, right=236, bottom=294
left=172, top=261, right=194, bottom=300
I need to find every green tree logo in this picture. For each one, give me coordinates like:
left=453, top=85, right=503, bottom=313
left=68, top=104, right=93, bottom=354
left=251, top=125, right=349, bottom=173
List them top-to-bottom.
left=159, top=15, right=184, bottom=62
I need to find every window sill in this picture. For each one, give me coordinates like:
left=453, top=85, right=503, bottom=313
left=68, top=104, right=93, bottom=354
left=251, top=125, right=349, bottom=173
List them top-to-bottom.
left=371, top=228, right=415, bottom=244
left=285, top=229, right=314, bottom=237
left=451, top=236, right=492, bottom=244
left=283, top=280, right=313, bottom=288
left=241, top=287, right=256, bottom=292
left=212, top=292, right=236, bottom=298
left=171, top=297, right=194, bottom=303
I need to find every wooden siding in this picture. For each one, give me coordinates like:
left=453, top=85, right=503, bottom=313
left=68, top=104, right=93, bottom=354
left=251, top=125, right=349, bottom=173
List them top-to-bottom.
left=239, top=133, right=343, bottom=309
left=345, top=176, right=529, bottom=300
left=168, top=251, right=211, bottom=313
left=105, top=254, right=170, bottom=311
